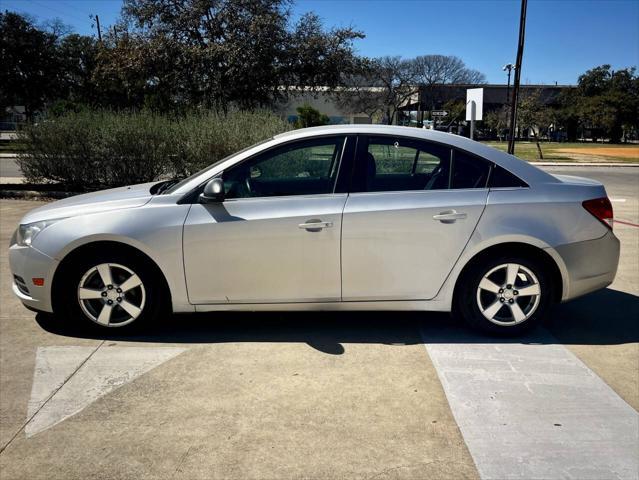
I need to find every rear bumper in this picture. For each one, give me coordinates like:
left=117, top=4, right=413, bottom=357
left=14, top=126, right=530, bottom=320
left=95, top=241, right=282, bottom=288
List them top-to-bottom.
left=554, top=230, right=620, bottom=302
left=8, top=244, right=57, bottom=313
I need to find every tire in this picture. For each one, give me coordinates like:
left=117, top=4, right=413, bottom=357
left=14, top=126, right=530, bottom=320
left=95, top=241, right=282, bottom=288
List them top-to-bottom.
left=55, top=250, right=164, bottom=332
left=454, top=254, right=553, bottom=336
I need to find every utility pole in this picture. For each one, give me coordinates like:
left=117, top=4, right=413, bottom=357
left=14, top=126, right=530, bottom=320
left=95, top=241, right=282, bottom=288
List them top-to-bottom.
left=507, top=0, right=528, bottom=155
left=95, top=14, right=102, bottom=42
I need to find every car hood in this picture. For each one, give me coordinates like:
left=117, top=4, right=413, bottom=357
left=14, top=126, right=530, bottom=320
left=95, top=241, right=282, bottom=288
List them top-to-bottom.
left=21, top=182, right=156, bottom=224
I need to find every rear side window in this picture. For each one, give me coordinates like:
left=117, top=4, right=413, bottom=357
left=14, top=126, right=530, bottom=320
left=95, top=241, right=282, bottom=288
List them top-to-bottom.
left=352, top=136, right=451, bottom=192
left=451, top=150, right=490, bottom=189
left=489, top=165, right=528, bottom=188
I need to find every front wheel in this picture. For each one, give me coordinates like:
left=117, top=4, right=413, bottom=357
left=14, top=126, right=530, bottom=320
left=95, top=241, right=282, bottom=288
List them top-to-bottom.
left=56, top=252, right=163, bottom=331
left=454, top=255, right=553, bottom=335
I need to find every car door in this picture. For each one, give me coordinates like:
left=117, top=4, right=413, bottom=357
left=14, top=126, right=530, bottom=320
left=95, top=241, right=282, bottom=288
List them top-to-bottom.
left=183, top=135, right=351, bottom=304
left=341, top=135, right=490, bottom=301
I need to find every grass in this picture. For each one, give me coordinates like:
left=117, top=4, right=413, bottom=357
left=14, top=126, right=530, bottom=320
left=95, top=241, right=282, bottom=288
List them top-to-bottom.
left=483, top=141, right=639, bottom=163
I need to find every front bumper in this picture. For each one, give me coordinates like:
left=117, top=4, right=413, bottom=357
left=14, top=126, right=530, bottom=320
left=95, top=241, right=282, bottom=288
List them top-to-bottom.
left=554, top=229, right=620, bottom=301
left=8, top=244, right=58, bottom=313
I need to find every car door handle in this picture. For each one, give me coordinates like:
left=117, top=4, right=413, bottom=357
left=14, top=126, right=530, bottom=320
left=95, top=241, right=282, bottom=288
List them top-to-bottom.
left=433, top=210, right=467, bottom=222
left=298, top=220, right=333, bottom=231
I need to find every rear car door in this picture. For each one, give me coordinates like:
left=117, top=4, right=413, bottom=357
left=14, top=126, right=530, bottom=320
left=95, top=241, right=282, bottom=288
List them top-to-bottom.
left=183, top=135, right=352, bottom=304
left=341, top=135, right=490, bottom=301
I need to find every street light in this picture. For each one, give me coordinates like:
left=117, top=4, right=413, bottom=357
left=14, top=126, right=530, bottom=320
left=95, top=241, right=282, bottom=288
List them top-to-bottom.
left=502, top=63, right=515, bottom=106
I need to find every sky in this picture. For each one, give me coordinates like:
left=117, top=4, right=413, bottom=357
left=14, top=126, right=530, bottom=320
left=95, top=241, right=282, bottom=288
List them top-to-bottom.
left=2, top=0, right=638, bottom=85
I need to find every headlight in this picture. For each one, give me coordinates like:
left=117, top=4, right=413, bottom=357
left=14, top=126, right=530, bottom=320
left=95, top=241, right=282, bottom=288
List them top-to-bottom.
left=14, top=219, right=63, bottom=246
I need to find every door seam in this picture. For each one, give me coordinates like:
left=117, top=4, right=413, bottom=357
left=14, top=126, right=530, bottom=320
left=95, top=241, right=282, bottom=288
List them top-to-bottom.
left=339, top=194, right=349, bottom=301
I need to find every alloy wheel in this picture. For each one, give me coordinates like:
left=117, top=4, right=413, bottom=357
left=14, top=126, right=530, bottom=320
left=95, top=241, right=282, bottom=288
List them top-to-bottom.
left=77, top=263, right=146, bottom=327
left=475, top=263, right=541, bottom=326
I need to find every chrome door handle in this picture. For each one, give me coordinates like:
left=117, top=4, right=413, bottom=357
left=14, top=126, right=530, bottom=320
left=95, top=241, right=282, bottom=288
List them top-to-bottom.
left=433, top=210, right=467, bottom=223
left=298, top=220, right=333, bottom=231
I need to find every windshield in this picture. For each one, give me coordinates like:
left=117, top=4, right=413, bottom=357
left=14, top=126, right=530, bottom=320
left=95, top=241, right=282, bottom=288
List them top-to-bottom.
left=162, top=138, right=273, bottom=194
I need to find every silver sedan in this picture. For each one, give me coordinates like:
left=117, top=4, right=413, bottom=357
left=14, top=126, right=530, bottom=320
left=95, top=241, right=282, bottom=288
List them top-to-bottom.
left=9, top=125, right=620, bottom=334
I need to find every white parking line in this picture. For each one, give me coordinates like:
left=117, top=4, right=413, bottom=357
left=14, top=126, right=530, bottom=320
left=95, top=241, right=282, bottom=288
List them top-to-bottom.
left=610, top=198, right=627, bottom=203
left=422, top=330, right=639, bottom=480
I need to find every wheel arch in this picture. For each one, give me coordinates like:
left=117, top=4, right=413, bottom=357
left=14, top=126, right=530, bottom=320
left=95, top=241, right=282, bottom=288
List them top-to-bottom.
left=51, top=240, right=172, bottom=315
left=452, top=242, right=564, bottom=308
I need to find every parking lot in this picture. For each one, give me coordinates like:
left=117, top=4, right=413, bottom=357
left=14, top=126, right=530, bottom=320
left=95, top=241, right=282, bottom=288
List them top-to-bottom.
left=0, top=166, right=637, bottom=480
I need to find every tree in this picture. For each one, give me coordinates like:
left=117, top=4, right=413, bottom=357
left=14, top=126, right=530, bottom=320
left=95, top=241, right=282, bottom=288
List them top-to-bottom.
left=95, top=0, right=365, bottom=111
left=0, top=12, right=61, bottom=118
left=57, top=34, right=99, bottom=107
left=337, top=54, right=486, bottom=125
left=414, top=55, right=486, bottom=111
left=371, top=56, right=419, bottom=125
left=334, top=58, right=385, bottom=121
left=562, top=65, right=639, bottom=143
left=517, top=90, right=549, bottom=159
left=293, top=104, right=329, bottom=128
left=483, top=106, right=510, bottom=141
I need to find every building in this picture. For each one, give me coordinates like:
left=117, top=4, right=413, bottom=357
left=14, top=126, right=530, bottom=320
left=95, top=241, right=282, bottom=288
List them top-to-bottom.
left=276, top=84, right=573, bottom=128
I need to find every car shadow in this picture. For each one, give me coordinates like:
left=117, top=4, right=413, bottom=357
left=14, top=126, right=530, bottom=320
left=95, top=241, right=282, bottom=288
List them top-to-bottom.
left=35, top=288, right=639, bottom=355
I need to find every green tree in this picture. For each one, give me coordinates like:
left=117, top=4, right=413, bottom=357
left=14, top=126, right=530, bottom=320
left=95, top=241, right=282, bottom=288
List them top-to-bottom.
left=94, top=0, right=364, bottom=111
left=0, top=12, right=60, bottom=118
left=57, top=34, right=99, bottom=107
left=562, top=65, right=639, bottom=143
left=517, top=90, right=549, bottom=159
left=293, top=104, right=329, bottom=128
left=483, top=106, right=510, bottom=140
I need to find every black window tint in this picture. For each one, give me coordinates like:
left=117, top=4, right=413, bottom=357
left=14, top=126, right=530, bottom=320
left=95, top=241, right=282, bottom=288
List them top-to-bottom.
left=224, top=136, right=344, bottom=199
left=354, top=136, right=451, bottom=192
left=451, top=150, right=490, bottom=189
left=489, top=165, right=528, bottom=188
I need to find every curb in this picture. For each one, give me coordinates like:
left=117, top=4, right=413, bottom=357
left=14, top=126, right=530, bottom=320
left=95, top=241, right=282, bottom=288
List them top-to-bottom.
left=531, top=162, right=639, bottom=167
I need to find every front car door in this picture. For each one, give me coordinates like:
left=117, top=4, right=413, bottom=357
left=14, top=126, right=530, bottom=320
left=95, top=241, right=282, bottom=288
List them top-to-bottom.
left=183, top=135, right=352, bottom=304
left=341, top=135, right=490, bottom=301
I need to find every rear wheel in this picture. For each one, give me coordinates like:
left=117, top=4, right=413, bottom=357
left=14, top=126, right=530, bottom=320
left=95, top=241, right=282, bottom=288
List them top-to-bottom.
left=56, top=251, right=163, bottom=331
left=455, top=255, right=552, bottom=335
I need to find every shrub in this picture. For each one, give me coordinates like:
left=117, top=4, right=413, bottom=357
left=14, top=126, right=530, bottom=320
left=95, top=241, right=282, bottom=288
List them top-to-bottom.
left=293, top=104, right=330, bottom=128
left=18, top=109, right=291, bottom=190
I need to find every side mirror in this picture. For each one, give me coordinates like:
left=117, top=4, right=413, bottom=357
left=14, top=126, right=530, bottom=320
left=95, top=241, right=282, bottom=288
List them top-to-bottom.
left=199, top=178, right=225, bottom=203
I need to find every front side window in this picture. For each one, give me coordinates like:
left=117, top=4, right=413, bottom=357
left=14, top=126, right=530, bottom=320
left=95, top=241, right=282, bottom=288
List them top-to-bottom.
left=223, top=136, right=345, bottom=199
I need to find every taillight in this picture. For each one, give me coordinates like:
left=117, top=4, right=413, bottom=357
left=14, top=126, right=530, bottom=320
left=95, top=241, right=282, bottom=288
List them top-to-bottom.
left=582, top=197, right=613, bottom=230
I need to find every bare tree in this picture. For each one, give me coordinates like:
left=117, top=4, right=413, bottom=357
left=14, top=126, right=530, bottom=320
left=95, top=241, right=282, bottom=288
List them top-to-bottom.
left=338, top=54, right=486, bottom=125
left=414, top=55, right=486, bottom=110
left=337, top=56, right=418, bottom=125
left=335, top=59, right=385, bottom=121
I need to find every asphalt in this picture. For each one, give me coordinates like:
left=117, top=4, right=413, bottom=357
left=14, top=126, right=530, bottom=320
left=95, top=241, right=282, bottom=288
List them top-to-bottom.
left=0, top=155, right=21, bottom=179
left=0, top=166, right=637, bottom=479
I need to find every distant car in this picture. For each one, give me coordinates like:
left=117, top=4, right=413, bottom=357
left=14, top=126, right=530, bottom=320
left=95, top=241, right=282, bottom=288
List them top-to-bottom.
left=9, top=125, right=619, bottom=334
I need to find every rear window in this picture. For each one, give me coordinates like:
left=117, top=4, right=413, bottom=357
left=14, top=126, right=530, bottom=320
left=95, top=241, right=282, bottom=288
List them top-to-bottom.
left=451, top=150, right=490, bottom=189
left=489, top=165, right=528, bottom=188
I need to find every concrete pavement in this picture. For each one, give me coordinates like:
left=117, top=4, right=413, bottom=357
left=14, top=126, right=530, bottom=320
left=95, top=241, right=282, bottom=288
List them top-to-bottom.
left=0, top=166, right=637, bottom=479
